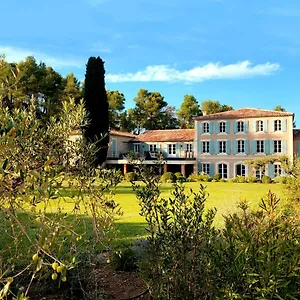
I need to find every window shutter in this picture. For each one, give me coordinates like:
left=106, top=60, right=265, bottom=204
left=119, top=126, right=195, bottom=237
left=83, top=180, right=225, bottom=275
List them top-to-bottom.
left=282, top=119, right=287, bottom=132
left=252, top=120, right=257, bottom=132
left=264, top=120, right=268, bottom=133
left=209, top=121, right=213, bottom=134
left=226, top=121, right=230, bottom=134
left=234, top=121, right=238, bottom=134
left=244, top=121, right=249, bottom=133
left=271, top=121, right=275, bottom=132
left=199, top=122, right=203, bottom=134
left=216, top=122, right=220, bottom=134
left=226, top=140, right=230, bottom=154
left=233, top=140, right=237, bottom=154
left=245, top=140, right=249, bottom=154
left=252, top=140, right=256, bottom=154
left=265, top=140, right=270, bottom=154
left=269, top=140, right=274, bottom=154
left=282, top=140, right=287, bottom=154
left=198, top=141, right=202, bottom=154
left=209, top=141, right=213, bottom=154
left=215, top=141, right=219, bottom=154
left=144, top=144, right=149, bottom=152
left=176, top=144, right=180, bottom=157
left=198, top=163, right=202, bottom=173
left=209, top=163, right=214, bottom=177
left=268, top=164, right=274, bottom=178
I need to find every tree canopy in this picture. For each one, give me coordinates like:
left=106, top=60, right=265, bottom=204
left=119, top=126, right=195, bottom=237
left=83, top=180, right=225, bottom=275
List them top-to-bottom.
left=177, top=95, right=201, bottom=128
left=201, top=99, right=233, bottom=115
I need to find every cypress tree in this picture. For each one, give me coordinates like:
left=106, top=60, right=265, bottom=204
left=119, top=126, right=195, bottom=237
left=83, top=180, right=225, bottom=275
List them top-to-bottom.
left=83, top=57, right=109, bottom=166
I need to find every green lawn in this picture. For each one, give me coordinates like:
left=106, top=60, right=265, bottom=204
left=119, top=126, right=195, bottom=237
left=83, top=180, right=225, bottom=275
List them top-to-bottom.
left=112, top=182, right=285, bottom=246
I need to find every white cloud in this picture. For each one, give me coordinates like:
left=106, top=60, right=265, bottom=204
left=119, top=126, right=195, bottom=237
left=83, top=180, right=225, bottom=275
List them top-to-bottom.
left=0, top=46, right=84, bottom=69
left=106, top=61, right=280, bottom=83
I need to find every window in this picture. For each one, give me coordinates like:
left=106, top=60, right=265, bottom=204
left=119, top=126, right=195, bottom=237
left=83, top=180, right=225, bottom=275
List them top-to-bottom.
left=256, top=120, right=264, bottom=132
left=274, top=120, right=281, bottom=131
left=237, top=121, right=244, bottom=133
left=203, top=122, right=210, bottom=133
left=219, top=122, right=226, bottom=133
left=237, top=140, right=245, bottom=153
left=256, top=140, right=264, bottom=153
left=274, top=140, right=282, bottom=153
left=202, top=141, right=210, bottom=153
left=219, top=141, right=226, bottom=153
left=134, top=144, right=140, bottom=153
left=149, top=144, right=157, bottom=152
left=168, top=144, right=176, bottom=156
left=186, top=144, right=193, bottom=152
left=202, top=163, right=210, bottom=175
left=218, top=163, right=228, bottom=179
left=236, top=164, right=246, bottom=176
left=274, top=164, right=282, bottom=176
left=256, top=169, right=265, bottom=180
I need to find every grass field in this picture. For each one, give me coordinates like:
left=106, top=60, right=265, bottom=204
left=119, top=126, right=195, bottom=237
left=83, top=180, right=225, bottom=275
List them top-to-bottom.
left=112, top=182, right=285, bottom=246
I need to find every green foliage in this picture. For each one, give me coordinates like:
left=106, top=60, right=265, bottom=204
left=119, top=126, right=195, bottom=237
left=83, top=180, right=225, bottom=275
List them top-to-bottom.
left=83, top=56, right=109, bottom=166
left=107, top=90, right=125, bottom=130
left=177, top=94, right=201, bottom=128
left=201, top=99, right=233, bottom=115
left=132, top=169, right=218, bottom=299
left=124, top=172, right=136, bottom=182
left=160, top=172, right=176, bottom=183
left=174, top=172, right=182, bottom=179
left=187, top=172, right=211, bottom=182
left=213, top=173, right=222, bottom=181
left=236, top=175, right=246, bottom=183
left=246, top=175, right=257, bottom=183
left=262, top=175, right=271, bottom=184
left=219, top=178, right=227, bottom=182
left=215, top=192, right=300, bottom=299
left=109, top=247, right=138, bottom=272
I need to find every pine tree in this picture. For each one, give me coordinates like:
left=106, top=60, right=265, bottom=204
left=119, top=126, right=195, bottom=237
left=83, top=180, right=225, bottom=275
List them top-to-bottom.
left=83, top=57, right=109, bottom=166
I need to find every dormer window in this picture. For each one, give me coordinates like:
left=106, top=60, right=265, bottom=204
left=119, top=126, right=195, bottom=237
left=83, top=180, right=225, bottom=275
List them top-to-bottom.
left=256, top=120, right=264, bottom=132
left=274, top=120, right=281, bottom=131
left=237, top=121, right=244, bottom=133
left=203, top=122, right=210, bottom=133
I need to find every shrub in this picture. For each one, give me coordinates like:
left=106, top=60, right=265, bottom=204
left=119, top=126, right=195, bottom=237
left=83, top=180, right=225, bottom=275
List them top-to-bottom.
left=124, top=172, right=136, bottom=182
left=161, top=172, right=176, bottom=183
left=174, top=172, right=182, bottom=180
left=187, top=173, right=210, bottom=182
left=187, top=173, right=198, bottom=182
left=213, top=173, right=222, bottom=181
left=262, top=175, right=271, bottom=184
left=279, top=175, right=288, bottom=184
left=236, top=176, right=246, bottom=183
left=246, top=176, right=257, bottom=183
left=219, top=178, right=227, bottom=182
left=228, top=178, right=237, bottom=183
left=110, top=247, right=138, bottom=272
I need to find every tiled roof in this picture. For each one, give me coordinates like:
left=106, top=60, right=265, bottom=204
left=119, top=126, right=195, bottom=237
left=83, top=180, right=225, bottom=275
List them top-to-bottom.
left=194, top=108, right=294, bottom=120
left=136, top=129, right=194, bottom=142
left=293, top=129, right=300, bottom=138
left=109, top=130, right=137, bottom=138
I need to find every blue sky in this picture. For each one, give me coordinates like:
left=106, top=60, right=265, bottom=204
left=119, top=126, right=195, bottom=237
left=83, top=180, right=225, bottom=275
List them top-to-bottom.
left=1, top=0, right=300, bottom=124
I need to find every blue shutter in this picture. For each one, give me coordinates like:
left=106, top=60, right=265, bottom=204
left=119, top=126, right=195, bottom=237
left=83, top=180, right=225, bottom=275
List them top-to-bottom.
left=282, top=119, right=287, bottom=132
left=252, top=120, right=257, bottom=133
left=264, top=120, right=268, bottom=133
left=209, top=121, right=213, bottom=134
left=226, top=121, right=230, bottom=134
left=233, top=121, right=237, bottom=134
left=244, top=121, right=249, bottom=133
left=271, top=121, right=275, bottom=132
left=199, top=122, right=203, bottom=134
left=216, top=122, right=220, bottom=134
left=226, top=140, right=230, bottom=154
left=233, top=140, right=237, bottom=154
left=245, top=140, right=249, bottom=154
left=252, top=140, right=256, bottom=154
left=265, top=140, right=270, bottom=154
left=270, top=140, right=274, bottom=154
left=282, top=140, right=287, bottom=154
left=198, top=141, right=202, bottom=154
left=215, top=141, right=219, bottom=154
left=144, top=143, right=149, bottom=152
left=163, top=144, right=168, bottom=158
left=176, top=144, right=180, bottom=158
left=198, top=163, right=202, bottom=173
left=209, top=163, right=214, bottom=177
left=269, top=164, right=274, bottom=178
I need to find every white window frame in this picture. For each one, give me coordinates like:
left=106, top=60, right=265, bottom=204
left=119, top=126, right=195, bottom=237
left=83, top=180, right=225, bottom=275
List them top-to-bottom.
left=256, top=120, right=264, bottom=132
left=274, top=120, right=282, bottom=131
left=219, top=121, right=226, bottom=133
left=237, top=121, right=244, bottom=133
left=203, top=122, right=210, bottom=134
left=237, top=140, right=245, bottom=154
left=256, top=140, right=264, bottom=153
left=274, top=140, right=282, bottom=153
left=202, top=141, right=210, bottom=153
left=219, top=141, right=226, bottom=154
left=186, top=143, right=193, bottom=152
left=134, top=144, right=140, bottom=153
left=149, top=144, right=157, bottom=152
left=168, top=144, right=176, bottom=157
left=202, top=163, right=210, bottom=175
left=218, top=163, right=228, bottom=179
left=236, top=164, right=246, bottom=177
left=274, top=164, right=282, bottom=176
left=256, top=169, right=265, bottom=180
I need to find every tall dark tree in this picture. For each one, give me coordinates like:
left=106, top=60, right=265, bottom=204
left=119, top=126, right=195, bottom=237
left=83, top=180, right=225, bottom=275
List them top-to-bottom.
left=83, top=57, right=109, bottom=166
left=177, top=95, right=201, bottom=128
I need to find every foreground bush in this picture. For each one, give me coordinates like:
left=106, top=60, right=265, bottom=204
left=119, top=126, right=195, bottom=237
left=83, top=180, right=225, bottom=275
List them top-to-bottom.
left=124, top=172, right=136, bottom=182
left=160, top=172, right=176, bottom=183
